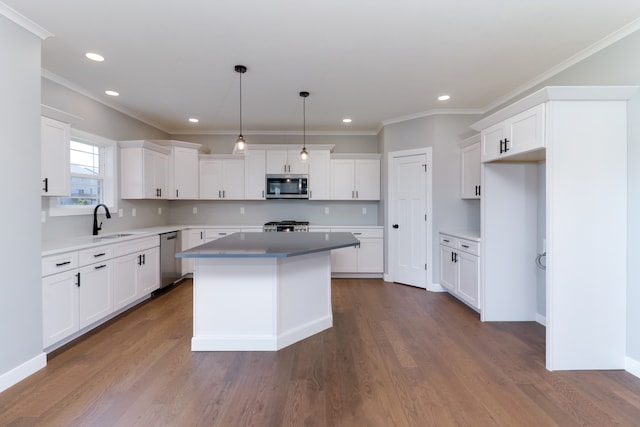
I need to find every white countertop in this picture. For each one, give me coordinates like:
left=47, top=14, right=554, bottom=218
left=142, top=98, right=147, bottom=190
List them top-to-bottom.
left=439, top=230, right=481, bottom=242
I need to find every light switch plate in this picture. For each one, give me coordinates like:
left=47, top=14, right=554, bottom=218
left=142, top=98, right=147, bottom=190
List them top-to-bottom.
left=193, top=206, right=198, bottom=215
left=158, top=207, right=162, bottom=215
left=240, top=207, right=245, bottom=214
left=324, top=207, right=329, bottom=215
left=362, top=207, right=367, bottom=215
left=118, top=208, right=123, bottom=218
left=132, top=208, right=136, bottom=217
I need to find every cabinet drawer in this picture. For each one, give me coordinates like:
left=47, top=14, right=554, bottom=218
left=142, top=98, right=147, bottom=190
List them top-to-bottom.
left=333, top=228, right=383, bottom=239
left=204, top=229, right=240, bottom=239
left=439, top=234, right=456, bottom=248
left=114, top=236, right=159, bottom=257
left=457, top=239, right=479, bottom=256
left=78, top=245, right=114, bottom=266
left=42, top=252, right=78, bottom=276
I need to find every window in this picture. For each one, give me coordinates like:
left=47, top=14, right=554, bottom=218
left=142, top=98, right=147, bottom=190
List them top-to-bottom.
left=49, top=130, right=117, bottom=216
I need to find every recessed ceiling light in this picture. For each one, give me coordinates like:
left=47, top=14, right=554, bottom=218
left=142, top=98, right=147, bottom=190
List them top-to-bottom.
left=85, top=52, right=104, bottom=62
left=105, top=90, right=119, bottom=97
left=438, top=95, right=451, bottom=101
left=188, top=118, right=199, bottom=123
left=342, top=118, right=352, bottom=123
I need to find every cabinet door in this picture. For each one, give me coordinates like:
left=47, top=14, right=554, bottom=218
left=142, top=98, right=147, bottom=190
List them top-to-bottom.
left=506, top=104, right=545, bottom=157
left=41, top=116, right=70, bottom=196
left=481, top=123, right=506, bottom=162
left=461, top=143, right=481, bottom=199
left=173, top=146, right=199, bottom=199
left=143, top=149, right=168, bottom=198
left=245, top=149, right=266, bottom=199
left=287, top=149, right=309, bottom=175
left=266, top=150, right=288, bottom=174
left=308, top=150, right=330, bottom=200
left=222, top=158, right=245, bottom=199
left=199, top=159, right=223, bottom=199
left=330, top=159, right=355, bottom=200
left=355, top=159, right=380, bottom=200
left=181, top=228, right=204, bottom=275
left=356, top=238, right=384, bottom=273
left=439, top=245, right=456, bottom=292
left=138, top=246, right=160, bottom=295
left=330, top=246, right=358, bottom=272
left=457, top=251, right=479, bottom=309
left=112, top=254, right=138, bottom=311
left=78, top=261, right=113, bottom=328
left=42, top=270, right=79, bottom=348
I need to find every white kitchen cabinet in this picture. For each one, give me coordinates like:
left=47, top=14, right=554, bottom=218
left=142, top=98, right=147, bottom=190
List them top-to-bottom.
left=481, top=104, right=545, bottom=162
left=41, top=116, right=70, bottom=196
left=461, top=140, right=481, bottom=199
left=119, top=141, right=171, bottom=199
left=170, top=145, right=200, bottom=199
left=244, top=149, right=266, bottom=199
left=266, top=149, right=308, bottom=174
left=308, top=150, right=331, bottom=200
left=199, top=155, right=245, bottom=200
left=330, top=156, right=380, bottom=200
left=181, top=228, right=205, bottom=275
left=204, top=228, right=241, bottom=243
left=330, top=228, right=383, bottom=275
left=438, top=232, right=480, bottom=311
left=137, top=246, right=160, bottom=296
left=78, top=260, right=113, bottom=328
left=42, top=269, right=79, bottom=348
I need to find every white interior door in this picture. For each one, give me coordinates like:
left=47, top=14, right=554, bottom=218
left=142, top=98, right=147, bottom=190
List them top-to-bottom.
left=389, top=149, right=430, bottom=288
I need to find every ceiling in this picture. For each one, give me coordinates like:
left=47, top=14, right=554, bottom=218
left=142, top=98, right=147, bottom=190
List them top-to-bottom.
left=5, top=0, right=640, bottom=134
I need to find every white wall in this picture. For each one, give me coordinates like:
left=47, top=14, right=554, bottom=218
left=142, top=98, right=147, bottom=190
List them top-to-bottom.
left=0, top=14, right=45, bottom=385
left=380, top=114, right=481, bottom=282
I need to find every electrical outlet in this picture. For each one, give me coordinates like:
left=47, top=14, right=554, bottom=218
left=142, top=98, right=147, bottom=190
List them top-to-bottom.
left=193, top=206, right=198, bottom=215
left=158, top=207, right=162, bottom=215
left=240, top=207, right=245, bottom=214
left=324, top=207, right=329, bottom=215
left=362, top=207, right=367, bottom=215
left=118, top=208, right=123, bottom=218
left=132, top=208, right=136, bottom=217
left=41, top=211, right=46, bottom=223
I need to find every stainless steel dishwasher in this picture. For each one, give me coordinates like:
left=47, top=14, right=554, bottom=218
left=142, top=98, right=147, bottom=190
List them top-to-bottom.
left=159, top=230, right=181, bottom=288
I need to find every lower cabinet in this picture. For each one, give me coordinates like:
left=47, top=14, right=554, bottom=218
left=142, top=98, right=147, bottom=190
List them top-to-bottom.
left=330, top=228, right=383, bottom=275
left=439, top=232, right=480, bottom=310
left=42, top=235, right=160, bottom=350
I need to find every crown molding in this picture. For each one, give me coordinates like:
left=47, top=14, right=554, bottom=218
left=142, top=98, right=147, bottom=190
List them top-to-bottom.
left=0, top=3, right=52, bottom=39
left=381, top=108, right=484, bottom=127
left=169, top=129, right=378, bottom=136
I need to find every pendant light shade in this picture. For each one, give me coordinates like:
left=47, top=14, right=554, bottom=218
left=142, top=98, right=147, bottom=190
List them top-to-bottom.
left=233, top=65, right=247, bottom=154
left=300, top=91, right=309, bottom=161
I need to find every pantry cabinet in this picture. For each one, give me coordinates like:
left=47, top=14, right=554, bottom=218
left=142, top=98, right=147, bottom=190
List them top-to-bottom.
left=41, top=116, right=70, bottom=196
left=119, top=141, right=170, bottom=199
left=199, top=155, right=245, bottom=200
left=330, top=155, right=380, bottom=200
left=439, top=232, right=480, bottom=310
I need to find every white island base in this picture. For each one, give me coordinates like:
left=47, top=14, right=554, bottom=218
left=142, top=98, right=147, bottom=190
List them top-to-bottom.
left=192, top=251, right=332, bottom=351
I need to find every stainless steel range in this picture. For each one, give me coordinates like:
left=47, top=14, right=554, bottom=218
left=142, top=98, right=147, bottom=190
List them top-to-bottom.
left=263, top=220, right=310, bottom=232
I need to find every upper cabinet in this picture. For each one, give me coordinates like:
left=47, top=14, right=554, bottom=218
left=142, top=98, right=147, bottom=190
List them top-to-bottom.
left=481, top=104, right=545, bottom=162
left=41, top=116, right=71, bottom=196
left=460, top=135, right=481, bottom=199
left=119, top=140, right=171, bottom=199
left=151, top=140, right=206, bottom=200
left=244, top=149, right=266, bottom=200
left=266, top=149, right=309, bottom=174
left=308, top=150, right=331, bottom=200
left=330, top=154, right=380, bottom=200
left=199, top=155, right=245, bottom=200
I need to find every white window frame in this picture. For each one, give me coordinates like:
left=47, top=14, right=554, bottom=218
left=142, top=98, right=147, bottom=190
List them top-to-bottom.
left=49, top=129, right=118, bottom=216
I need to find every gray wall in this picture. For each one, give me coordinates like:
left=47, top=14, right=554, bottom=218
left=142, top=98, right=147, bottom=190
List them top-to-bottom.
left=0, top=15, right=44, bottom=381
left=380, top=114, right=481, bottom=283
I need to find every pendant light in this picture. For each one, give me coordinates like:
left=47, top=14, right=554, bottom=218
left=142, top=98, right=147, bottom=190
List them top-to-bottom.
left=233, top=65, right=247, bottom=154
left=300, top=91, right=309, bottom=161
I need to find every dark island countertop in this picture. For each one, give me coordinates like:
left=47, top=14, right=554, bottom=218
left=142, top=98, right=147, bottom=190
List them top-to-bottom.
left=176, top=232, right=360, bottom=258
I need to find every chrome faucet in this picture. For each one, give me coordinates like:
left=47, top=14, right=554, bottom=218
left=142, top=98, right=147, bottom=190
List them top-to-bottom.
left=93, top=204, right=112, bottom=235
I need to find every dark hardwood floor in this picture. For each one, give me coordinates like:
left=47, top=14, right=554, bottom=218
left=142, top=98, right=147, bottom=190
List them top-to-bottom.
left=2, top=278, right=640, bottom=426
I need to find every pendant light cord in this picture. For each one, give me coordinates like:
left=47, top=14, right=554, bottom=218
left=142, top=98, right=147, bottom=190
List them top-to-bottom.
left=239, top=71, right=242, bottom=135
left=303, top=95, right=306, bottom=148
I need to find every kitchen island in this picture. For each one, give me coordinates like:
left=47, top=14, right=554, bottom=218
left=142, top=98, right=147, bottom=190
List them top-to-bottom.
left=177, top=232, right=360, bottom=351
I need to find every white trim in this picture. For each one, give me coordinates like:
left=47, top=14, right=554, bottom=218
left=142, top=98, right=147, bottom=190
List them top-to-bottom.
left=0, top=3, right=52, bottom=39
left=381, top=108, right=483, bottom=127
left=171, top=129, right=378, bottom=136
left=386, top=147, right=433, bottom=290
left=427, top=282, right=447, bottom=293
left=535, top=313, right=547, bottom=326
left=0, top=353, right=47, bottom=393
left=626, top=356, right=640, bottom=379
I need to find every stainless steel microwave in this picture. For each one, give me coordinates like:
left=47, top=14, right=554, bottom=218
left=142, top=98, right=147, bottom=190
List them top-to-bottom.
left=265, top=174, right=309, bottom=199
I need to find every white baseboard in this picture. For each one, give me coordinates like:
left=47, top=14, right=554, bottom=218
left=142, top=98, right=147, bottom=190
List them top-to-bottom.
left=427, top=282, right=447, bottom=292
left=535, top=313, right=547, bottom=326
left=0, top=352, right=47, bottom=393
left=626, top=356, right=640, bottom=379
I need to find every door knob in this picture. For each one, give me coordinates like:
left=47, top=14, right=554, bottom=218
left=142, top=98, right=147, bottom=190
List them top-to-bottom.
left=392, top=224, right=399, bottom=229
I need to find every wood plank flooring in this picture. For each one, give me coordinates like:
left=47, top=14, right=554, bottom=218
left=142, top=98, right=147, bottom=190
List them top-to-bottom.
left=2, top=278, right=640, bottom=426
